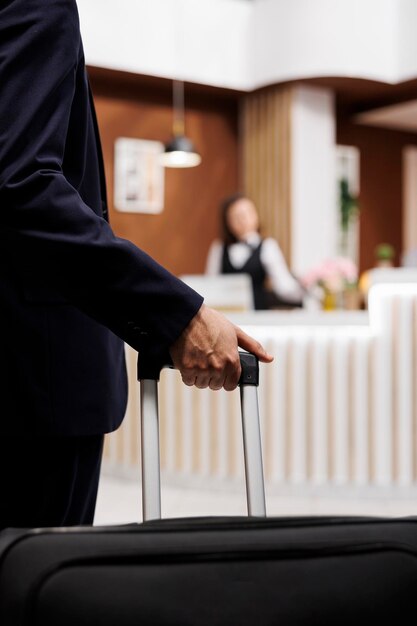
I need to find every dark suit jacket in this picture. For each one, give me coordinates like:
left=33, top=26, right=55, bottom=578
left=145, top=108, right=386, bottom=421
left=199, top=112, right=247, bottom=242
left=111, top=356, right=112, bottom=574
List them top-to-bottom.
left=0, top=0, right=203, bottom=435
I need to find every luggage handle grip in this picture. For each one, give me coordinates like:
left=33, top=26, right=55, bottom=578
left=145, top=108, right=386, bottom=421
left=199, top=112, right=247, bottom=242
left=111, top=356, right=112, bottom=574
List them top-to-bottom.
left=137, top=350, right=259, bottom=386
left=138, top=351, right=266, bottom=521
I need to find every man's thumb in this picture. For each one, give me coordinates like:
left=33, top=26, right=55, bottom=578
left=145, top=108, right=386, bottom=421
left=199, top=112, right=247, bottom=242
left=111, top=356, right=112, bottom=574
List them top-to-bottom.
left=236, top=327, right=274, bottom=363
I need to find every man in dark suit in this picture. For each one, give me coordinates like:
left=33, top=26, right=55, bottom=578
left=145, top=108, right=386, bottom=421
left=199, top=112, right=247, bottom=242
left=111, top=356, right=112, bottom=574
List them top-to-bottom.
left=0, top=0, right=272, bottom=529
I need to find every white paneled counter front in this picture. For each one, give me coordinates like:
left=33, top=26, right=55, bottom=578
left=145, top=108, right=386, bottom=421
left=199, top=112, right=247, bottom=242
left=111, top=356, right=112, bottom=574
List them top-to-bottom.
left=104, top=271, right=417, bottom=499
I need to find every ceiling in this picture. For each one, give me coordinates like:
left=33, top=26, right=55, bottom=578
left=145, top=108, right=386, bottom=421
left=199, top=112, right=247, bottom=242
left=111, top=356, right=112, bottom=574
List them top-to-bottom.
left=305, top=76, right=417, bottom=133
left=355, top=100, right=417, bottom=133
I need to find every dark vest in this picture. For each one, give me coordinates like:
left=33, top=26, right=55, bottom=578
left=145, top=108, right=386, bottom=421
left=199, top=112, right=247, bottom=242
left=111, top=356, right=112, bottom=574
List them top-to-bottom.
left=222, top=242, right=268, bottom=310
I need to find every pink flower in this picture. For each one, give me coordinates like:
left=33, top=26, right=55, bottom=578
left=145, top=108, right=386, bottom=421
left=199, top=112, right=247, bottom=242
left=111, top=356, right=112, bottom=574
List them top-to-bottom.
left=301, top=257, right=358, bottom=292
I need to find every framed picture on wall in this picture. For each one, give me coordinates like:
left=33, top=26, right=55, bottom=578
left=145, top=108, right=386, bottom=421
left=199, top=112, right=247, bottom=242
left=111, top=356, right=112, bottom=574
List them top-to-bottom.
left=114, top=137, right=165, bottom=214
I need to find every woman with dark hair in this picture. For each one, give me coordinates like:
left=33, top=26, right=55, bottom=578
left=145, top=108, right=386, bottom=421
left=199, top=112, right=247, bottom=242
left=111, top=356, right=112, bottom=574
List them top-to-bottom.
left=206, top=194, right=304, bottom=310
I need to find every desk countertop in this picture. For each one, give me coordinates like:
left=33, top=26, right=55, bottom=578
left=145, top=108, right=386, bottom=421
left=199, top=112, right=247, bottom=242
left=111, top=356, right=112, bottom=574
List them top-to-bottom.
left=227, top=309, right=369, bottom=327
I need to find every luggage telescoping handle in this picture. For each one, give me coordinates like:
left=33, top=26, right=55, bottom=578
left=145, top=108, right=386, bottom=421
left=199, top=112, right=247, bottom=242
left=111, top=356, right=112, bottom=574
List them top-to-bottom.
left=137, top=351, right=266, bottom=521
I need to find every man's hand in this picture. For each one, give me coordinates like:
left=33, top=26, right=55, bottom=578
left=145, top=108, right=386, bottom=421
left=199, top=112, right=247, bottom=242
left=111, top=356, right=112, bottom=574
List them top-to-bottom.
left=169, top=304, right=273, bottom=391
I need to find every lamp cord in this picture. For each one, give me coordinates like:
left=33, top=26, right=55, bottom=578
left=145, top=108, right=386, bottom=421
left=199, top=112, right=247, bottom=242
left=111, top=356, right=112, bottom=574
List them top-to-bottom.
left=173, top=80, right=185, bottom=136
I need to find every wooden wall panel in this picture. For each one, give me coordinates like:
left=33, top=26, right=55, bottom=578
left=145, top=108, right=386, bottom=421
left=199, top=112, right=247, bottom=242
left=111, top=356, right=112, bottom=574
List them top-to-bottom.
left=89, top=66, right=417, bottom=278
left=88, top=68, right=240, bottom=277
left=242, top=86, right=293, bottom=263
left=337, top=117, right=417, bottom=272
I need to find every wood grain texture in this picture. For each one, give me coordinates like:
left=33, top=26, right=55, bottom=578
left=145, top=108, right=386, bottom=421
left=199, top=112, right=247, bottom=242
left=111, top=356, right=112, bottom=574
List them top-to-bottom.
left=88, top=67, right=240, bottom=277
left=241, top=86, right=293, bottom=263
left=337, top=115, right=417, bottom=272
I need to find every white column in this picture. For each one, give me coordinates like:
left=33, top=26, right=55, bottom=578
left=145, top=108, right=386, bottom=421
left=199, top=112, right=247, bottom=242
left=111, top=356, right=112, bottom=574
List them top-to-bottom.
left=291, top=85, right=338, bottom=276
left=402, top=146, right=417, bottom=261
left=369, top=288, right=394, bottom=485
left=395, top=295, right=414, bottom=485
left=289, top=334, right=308, bottom=484
left=311, top=334, right=329, bottom=485
left=331, top=335, right=350, bottom=484
left=268, top=337, right=288, bottom=484
left=352, top=337, right=370, bottom=485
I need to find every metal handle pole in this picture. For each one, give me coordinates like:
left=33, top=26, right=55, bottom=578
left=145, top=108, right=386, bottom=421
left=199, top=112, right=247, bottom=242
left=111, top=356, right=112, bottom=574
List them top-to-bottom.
left=139, top=351, right=265, bottom=521
left=140, top=380, right=161, bottom=521
left=240, top=385, right=267, bottom=517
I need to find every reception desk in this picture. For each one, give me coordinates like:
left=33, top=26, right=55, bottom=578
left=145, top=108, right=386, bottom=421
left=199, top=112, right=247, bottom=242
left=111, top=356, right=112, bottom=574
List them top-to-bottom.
left=103, top=270, right=417, bottom=497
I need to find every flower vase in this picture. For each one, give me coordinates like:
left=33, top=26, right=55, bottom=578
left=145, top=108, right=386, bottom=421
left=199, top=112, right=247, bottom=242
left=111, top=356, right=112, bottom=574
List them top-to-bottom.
left=343, top=287, right=361, bottom=310
left=322, top=289, right=337, bottom=311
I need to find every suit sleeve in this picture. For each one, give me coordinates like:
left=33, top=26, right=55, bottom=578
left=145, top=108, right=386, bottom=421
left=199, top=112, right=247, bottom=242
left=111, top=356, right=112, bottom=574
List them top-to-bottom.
left=0, top=0, right=203, bottom=351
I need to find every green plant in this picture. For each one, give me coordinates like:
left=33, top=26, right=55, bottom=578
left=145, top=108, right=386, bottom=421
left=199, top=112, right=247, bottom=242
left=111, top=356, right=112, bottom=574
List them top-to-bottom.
left=339, top=178, right=359, bottom=232
left=375, top=243, right=394, bottom=261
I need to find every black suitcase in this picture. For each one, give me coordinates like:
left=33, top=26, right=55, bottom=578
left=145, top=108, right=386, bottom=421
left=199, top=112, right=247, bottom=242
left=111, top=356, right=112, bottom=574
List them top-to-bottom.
left=1, top=353, right=417, bottom=625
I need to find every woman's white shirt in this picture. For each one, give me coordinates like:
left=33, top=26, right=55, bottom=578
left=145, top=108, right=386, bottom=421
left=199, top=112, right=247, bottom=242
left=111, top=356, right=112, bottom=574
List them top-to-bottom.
left=205, top=233, right=304, bottom=302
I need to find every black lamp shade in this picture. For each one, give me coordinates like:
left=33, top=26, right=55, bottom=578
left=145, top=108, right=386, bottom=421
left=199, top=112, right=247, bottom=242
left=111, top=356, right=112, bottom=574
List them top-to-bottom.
left=160, top=134, right=202, bottom=168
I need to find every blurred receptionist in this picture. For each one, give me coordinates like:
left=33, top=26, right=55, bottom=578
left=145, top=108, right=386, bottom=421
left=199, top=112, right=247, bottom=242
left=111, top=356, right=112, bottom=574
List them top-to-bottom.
left=206, top=194, right=304, bottom=310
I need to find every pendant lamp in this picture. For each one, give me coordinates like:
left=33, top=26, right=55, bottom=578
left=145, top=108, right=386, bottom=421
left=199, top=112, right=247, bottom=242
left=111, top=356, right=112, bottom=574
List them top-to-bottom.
left=160, top=80, right=201, bottom=168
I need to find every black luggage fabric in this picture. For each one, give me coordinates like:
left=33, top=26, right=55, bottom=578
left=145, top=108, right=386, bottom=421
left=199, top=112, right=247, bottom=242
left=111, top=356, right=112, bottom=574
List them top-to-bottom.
left=2, top=354, right=416, bottom=625
left=1, top=515, right=417, bottom=625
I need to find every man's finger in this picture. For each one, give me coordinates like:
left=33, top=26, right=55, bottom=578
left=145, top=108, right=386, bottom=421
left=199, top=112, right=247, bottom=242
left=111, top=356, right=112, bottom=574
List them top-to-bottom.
left=236, top=327, right=274, bottom=363
left=222, top=357, right=241, bottom=391
left=181, top=373, right=197, bottom=386
left=194, top=374, right=211, bottom=389
left=223, top=374, right=238, bottom=392
left=209, top=378, right=224, bottom=391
